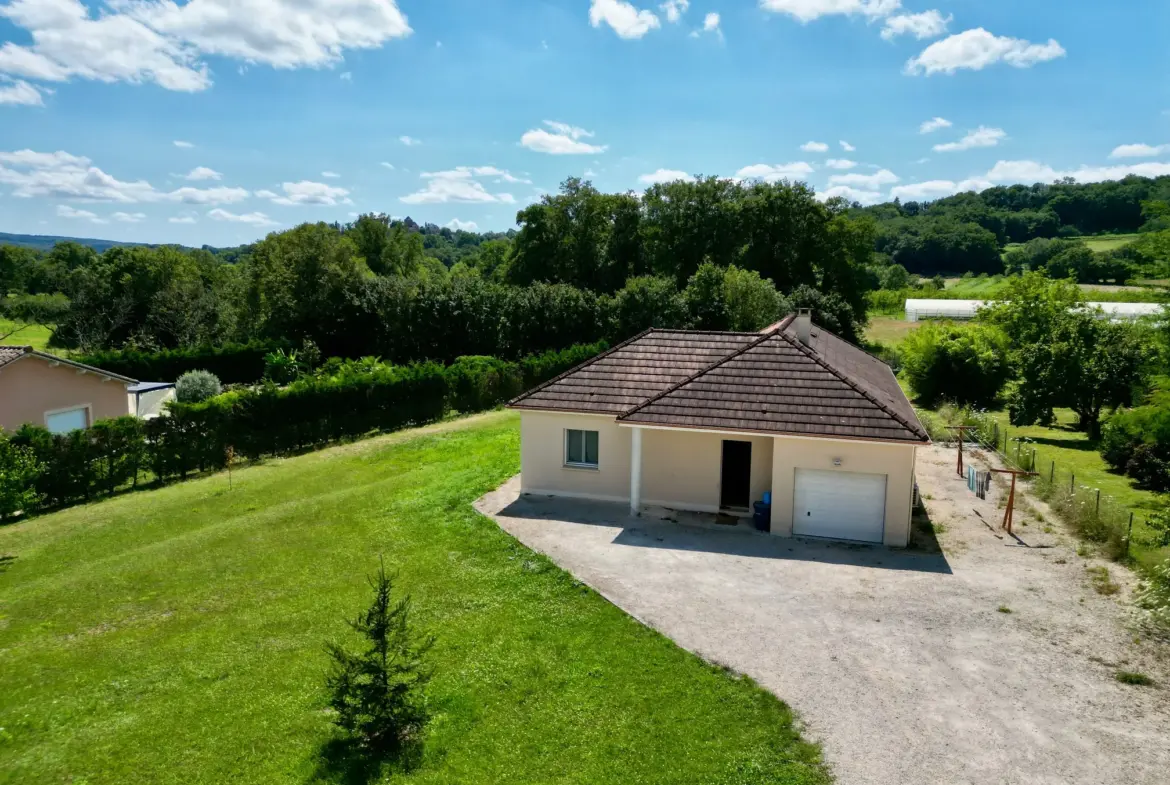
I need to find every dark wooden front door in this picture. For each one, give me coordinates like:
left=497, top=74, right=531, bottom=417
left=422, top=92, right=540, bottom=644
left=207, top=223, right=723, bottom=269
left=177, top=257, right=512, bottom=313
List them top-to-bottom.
left=720, top=440, right=752, bottom=509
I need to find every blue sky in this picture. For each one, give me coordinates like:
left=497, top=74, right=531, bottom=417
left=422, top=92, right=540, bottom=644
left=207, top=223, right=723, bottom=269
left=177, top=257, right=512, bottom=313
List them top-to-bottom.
left=0, top=0, right=1167, bottom=246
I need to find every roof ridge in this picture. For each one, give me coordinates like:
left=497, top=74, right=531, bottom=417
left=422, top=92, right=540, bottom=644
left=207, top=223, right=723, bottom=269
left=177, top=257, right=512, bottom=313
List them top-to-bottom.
left=617, top=321, right=787, bottom=421
left=506, top=328, right=656, bottom=408
left=774, top=328, right=929, bottom=441
left=651, top=329, right=769, bottom=336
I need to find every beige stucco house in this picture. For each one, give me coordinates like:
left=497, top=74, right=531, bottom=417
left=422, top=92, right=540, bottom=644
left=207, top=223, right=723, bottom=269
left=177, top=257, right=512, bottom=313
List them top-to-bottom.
left=507, top=312, right=930, bottom=547
left=0, top=346, right=174, bottom=434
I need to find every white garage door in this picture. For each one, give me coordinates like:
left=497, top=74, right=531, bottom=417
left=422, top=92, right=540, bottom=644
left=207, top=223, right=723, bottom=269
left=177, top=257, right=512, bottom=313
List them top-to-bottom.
left=793, top=469, right=887, bottom=543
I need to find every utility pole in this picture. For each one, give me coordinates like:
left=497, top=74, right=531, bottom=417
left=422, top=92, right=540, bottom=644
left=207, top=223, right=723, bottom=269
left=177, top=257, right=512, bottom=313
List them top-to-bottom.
left=947, top=425, right=978, bottom=479
left=990, top=468, right=1038, bottom=536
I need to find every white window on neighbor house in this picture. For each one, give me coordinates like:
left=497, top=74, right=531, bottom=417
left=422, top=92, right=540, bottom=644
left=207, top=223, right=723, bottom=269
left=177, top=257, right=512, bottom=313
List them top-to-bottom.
left=45, top=406, right=89, bottom=435
left=565, top=429, right=599, bottom=468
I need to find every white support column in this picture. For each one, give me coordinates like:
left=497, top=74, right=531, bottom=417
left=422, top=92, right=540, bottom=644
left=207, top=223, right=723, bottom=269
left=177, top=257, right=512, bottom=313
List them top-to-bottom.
left=630, top=427, right=643, bottom=516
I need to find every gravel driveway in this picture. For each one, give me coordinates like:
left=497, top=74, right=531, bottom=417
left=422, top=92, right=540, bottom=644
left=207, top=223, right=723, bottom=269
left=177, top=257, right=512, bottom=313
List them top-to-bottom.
left=476, top=446, right=1170, bottom=785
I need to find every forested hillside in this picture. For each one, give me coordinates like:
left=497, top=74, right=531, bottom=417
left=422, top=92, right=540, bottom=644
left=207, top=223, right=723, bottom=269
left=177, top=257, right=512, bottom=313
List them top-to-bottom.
left=3, top=174, right=1170, bottom=367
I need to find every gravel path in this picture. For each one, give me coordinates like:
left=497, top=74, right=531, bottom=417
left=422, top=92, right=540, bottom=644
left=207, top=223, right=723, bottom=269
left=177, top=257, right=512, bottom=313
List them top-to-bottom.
left=476, top=446, right=1170, bottom=785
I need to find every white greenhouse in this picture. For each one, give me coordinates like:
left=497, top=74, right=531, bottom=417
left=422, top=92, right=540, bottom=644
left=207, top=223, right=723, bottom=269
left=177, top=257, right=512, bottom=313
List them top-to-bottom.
left=905, top=298, right=1164, bottom=323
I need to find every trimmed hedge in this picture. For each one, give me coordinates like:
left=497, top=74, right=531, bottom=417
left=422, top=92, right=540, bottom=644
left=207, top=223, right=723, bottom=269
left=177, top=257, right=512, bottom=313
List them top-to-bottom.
left=0, top=341, right=606, bottom=516
left=73, top=342, right=284, bottom=385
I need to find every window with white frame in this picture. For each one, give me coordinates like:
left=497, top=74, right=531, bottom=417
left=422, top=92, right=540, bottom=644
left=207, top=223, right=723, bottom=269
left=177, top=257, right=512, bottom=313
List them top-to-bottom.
left=45, top=406, right=89, bottom=434
left=564, top=429, right=599, bottom=468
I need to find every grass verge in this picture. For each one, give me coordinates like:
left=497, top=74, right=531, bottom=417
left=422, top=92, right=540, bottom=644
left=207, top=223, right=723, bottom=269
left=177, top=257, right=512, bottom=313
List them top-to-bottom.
left=0, top=410, right=827, bottom=785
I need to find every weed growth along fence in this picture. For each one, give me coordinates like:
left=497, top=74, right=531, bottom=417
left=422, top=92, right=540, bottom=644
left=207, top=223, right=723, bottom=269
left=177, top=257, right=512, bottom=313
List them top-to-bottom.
left=919, top=407, right=1142, bottom=561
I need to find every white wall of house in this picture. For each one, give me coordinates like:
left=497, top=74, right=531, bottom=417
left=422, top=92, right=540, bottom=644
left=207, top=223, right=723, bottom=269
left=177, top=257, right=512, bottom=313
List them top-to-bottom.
left=518, top=410, right=919, bottom=547
left=519, top=411, right=632, bottom=502
left=640, top=427, right=773, bottom=513
left=769, top=435, right=918, bottom=547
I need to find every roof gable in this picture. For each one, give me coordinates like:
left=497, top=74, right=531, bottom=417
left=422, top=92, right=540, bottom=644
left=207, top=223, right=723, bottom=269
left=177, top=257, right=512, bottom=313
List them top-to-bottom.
left=508, top=321, right=928, bottom=444
left=618, top=327, right=927, bottom=443
left=508, top=329, right=760, bottom=415
left=0, top=345, right=138, bottom=384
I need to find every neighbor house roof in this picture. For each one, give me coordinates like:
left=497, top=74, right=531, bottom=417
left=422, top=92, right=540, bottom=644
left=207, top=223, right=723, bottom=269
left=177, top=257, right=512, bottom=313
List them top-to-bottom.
left=508, top=318, right=928, bottom=445
left=0, top=345, right=139, bottom=384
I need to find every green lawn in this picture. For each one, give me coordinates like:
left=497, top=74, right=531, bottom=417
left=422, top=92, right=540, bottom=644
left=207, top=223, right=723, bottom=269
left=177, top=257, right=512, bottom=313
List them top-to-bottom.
left=1077, top=234, right=1141, bottom=253
left=864, top=316, right=922, bottom=348
left=0, top=319, right=52, bottom=351
left=0, top=411, right=826, bottom=785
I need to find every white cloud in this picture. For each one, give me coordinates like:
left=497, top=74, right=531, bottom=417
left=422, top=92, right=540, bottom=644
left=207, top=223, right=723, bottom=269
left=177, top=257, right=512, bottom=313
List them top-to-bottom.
left=0, top=0, right=412, bottom=102
left=590, top=0, right=661, bottom=40
left=660, top=0, right=689, bottom=23
left=760, top=0, right=901, bottom=24
left=881, top=10, right=950, bottom=41
left=697, top=12, right=721, bottom=36
left=905, top=28, right=1066, bottom=75
left=0, top=79, right=44, bottom=105
left=919, top=116, right=951, bottom=134
left=521, top=121, right=608, bottom=155
left=933, top=126, right=1007, bottom=153
left=399, top=135, right=421, bottom=146
left=173, top=140, right=194, bottom=148
left=839, top=140, right=855, bottom=152
left=800, top=141, right=830, bottom=153
left=1110, top=143, right=1168, bottom=159
left=0, top=147, right=252, bottom=205
left=825, top=158, right=857, bottom=169
left=985, top=159, right=1170, bottom=185
left=380, top=161, right=395, bottom=170
left=735, top=162, right=815, bottom=183
left=184, top=166, right=222, bottom=181
left=400, top=168, right=517, bottom=205
left=638, top=168, right=694, bottom=185
left=828, top=168, right=898, bottom=189
left=321, top=170, right=341, bottom=178
left=889, top=179, right=972, bottom=200
left=262, top=180, right=352, bottom=206
left=818, top=185, right=882, bottom=204
left=166, top=186, right=250, bottom=204
left=56, top=203, right=105, bottom=223
left=207, top=208, right=278, bottom=227
left=112, top=211, right=146, bottom=222
left=168, top=215, right=196, bottom=224
left=446, top=218, right=479, bottom=231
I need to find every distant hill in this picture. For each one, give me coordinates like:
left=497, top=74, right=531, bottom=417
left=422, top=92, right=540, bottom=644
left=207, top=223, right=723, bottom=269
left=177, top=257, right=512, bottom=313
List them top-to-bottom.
left=0, top=231, right=156, bottom=253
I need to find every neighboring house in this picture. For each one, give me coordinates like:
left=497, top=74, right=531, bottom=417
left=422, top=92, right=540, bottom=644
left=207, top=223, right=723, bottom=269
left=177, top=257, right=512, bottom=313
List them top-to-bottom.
left=507, top=311, right=931, bottom=547
left=0, top=346, right=175, bottom=433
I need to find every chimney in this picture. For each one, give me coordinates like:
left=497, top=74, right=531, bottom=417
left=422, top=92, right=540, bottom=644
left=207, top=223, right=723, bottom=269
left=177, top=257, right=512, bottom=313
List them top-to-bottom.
left=794, top=308, right=812, bottom=345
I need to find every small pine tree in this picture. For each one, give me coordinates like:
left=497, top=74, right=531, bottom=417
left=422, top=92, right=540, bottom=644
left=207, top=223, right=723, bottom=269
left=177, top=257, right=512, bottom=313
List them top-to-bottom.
left=326, top=559, right=434, bottom=754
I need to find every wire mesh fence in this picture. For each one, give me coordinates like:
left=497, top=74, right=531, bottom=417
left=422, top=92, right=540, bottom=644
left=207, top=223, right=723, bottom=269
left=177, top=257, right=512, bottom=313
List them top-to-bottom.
left=919, top=407, right=1139, bottom=561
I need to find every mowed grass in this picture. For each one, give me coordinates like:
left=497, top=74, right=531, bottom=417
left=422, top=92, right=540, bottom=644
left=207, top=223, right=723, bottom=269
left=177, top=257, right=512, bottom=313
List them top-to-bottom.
left=1076, top=234, right=1141, bottom=253
left=864, top=316, right=922, bottom=347
left=0, top=319, right=52, bottom=351
left=0, top=410, right=827, bottom=785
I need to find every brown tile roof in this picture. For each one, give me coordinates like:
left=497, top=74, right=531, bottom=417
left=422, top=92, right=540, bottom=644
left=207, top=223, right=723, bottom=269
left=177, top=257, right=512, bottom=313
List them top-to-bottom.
left=509, top=320, right=928, bottom=444
left=618, top=325, right=928, bottom=443
left=508, top=329, right=761, bottom=414
left=0, top=345, right=32, bottom=369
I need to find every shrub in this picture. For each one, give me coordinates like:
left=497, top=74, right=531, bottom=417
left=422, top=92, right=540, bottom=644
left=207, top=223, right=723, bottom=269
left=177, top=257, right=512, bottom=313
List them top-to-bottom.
left=899, top=323, right=1011, bottom=407
left=74, top=342, right=281, bottom=385
left=263, top=349, right=301, bottom=384
left=444, top=356, right=523, bottom=413
left=175, top=370, right=223, bottom=403
left=1100, top=385, right=1170, bottom=491
left=0, top=434, right=43, bottom=520
left=326, top=560, right=434, bottom=754
left=1134, top=560, right=1170, bottom=641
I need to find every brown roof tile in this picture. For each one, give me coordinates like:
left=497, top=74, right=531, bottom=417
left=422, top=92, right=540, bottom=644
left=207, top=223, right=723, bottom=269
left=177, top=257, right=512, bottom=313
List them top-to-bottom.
left=508, top=320, right=928, bottom=444
left=0, top=346, right=31, bottom=369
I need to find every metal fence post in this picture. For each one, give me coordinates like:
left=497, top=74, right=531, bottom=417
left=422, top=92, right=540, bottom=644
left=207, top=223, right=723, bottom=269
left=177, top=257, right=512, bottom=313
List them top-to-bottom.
left=1049, top=460, right=1055, bottom=484
left=1070, top=472, right=1075, bottom=493
left=1095, top=489, right=1101, bottom=517
left=1127, top=512, right=1134, bottom=558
